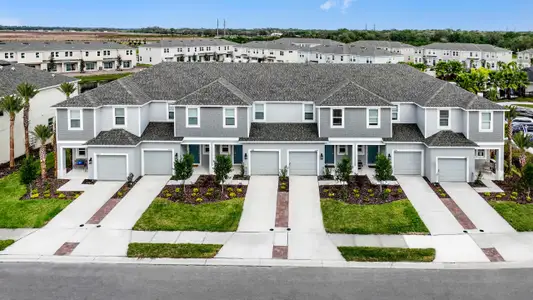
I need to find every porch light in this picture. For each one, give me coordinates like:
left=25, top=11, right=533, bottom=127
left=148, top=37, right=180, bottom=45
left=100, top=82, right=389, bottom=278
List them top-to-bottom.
left=175, top=153, right=178, bottom=159
left=244, top=153, right=248, bottom=160
left=320, top=153, right=324, bottom=160
left=388, top=154, right=391, bottom=160
left=89, top=158, right=92, bottom=165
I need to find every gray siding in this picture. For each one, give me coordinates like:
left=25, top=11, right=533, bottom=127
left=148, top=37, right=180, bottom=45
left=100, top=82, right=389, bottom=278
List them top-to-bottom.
left=149, top=102, right=170, bottom=122
left=264, top=103, right=310, bottom=123
left=395, top=103, right=417, bottom=123
left=140, top=105, right=150, bottom=133
left=100, top=106, right=141, bottom=136
left=416, top=106, right=425, bottom=137
left=175, top=107, right=248, bottom=138
left=319, top=107, right=392, bottom=138
left=57, top=108, right=95, bottom=141
left=425, top=108, right=464, bottom=137
left=468, top=111, right=504, bottom=142
left=242, top=143, right=325, bottom=175
left=385, top=143, right=425, bottom=176
left=334, top=145, right=353, bottom=165
left=87, top=146, right=141, bottom=180
left=425, top=148, right=475, bottom=183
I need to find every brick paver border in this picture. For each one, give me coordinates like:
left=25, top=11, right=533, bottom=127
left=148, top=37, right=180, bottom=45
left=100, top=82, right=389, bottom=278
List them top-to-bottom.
left=275, top=192, right=289, bottom=228
left=86, top=198, right=122, bottom=224
left=440, top=198, right=477, bottom=230
left=54, top=242, right=80, bottom=256
left=272, top=246, right=288, bottom=259
left=482, top=248, right=505, bottom=262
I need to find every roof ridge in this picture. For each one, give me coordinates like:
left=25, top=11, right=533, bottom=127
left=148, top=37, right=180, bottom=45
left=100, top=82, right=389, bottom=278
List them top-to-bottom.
left=216, top=77, right=253, bottom=105
left=117, top=78, right=144, bottom=103
left=175, top=78, right=221, bottom=103
left=317, top=80, right=351, bottom=105
left=350, top=80, right=392, bottom=105
left=425, top=82, right=448, bottom=105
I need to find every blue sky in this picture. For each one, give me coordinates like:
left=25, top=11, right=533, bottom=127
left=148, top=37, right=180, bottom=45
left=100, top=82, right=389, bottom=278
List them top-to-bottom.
left=1, top=0, right=531, bottom=31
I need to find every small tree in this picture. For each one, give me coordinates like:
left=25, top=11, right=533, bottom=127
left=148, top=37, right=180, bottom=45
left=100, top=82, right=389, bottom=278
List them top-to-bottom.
left=47, top=55, right=56, bottom=72
left=116, top=55, right=123, bottom=70
left=80, top=59, right=86, bottom=73
left=31, top=125, right=53, bottom=180
left=174, top=153, right=194, bottom=193
left=214, top=154, right=233, bottom=195
left=374, top=154, right=393, bottom=194
left=20, top=156, right=38, bottom=195
left=335, top=156, right=353, bottom=196
left=522, top=163, right=533, bottom=198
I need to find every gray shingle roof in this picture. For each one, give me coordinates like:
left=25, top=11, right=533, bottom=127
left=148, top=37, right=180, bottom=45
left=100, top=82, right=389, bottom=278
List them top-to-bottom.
left=148, top=38, right=238, bottom=48
left=349, top=40, right=414, bottom=49
left=0, top=41, right=133, bottom=52
left=423, top=42, right=509, bottom=53
left=309, top=44, right=400, bottom=56
left=0, top=62, right=76, bottom=98
left=54, top=63, right=501, bottom=110
left=176, top=78, right=251, bottom=106
left=319, top=80, right=393, bottom=106
left=141, top=122, right=183, bottom=141
left=240, top=123, right=327, bottom=142
left=383, top=124, right=424, bottom=142
left=85, top=129, right=141, bottom=146
left=424, top=131, right=478, bottom=147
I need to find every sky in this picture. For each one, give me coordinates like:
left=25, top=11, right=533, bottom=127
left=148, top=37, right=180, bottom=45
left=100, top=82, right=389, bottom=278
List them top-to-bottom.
left=1, top=0, right=532, bottom=31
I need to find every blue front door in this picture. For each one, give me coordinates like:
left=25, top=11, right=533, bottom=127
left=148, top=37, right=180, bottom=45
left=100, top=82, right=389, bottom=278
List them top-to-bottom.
left=189, top=145, right=200, bottom=164
left=233, top=145, right=243, bottom=164
left=325, top=145, right=334, bottom=165
left=367, top=146, right=379, bottom=165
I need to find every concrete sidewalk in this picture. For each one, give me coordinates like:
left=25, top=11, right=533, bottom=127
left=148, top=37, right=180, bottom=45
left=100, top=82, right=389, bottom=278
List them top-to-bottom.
left=99, top=176, right=170, bottom=230
left=236, top=176, right=277, bottom=232
left=396, top=176, right=464, bottom=235
left=45, top=181, right=124, bottom=229
left=440, top=182, right=516, bottom=234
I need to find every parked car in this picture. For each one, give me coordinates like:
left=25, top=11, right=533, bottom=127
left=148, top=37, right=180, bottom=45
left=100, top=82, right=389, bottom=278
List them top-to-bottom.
left=512, top=117, right=533, bottom=128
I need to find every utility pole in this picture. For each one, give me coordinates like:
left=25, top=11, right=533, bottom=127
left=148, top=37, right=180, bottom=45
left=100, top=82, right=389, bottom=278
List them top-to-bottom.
left=216, top=19, right=219, bottom=37
left=224, top=19, right=226, bottom=37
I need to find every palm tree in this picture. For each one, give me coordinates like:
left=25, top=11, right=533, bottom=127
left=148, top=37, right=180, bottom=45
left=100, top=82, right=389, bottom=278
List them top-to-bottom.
left=56, top=82, right=77, bottom=177
left=16, top=83, right=39, bottom=158
left=0, top=95, right=24, bottom=168
left=506, top=106, right=518, bottom=173
left=31, top=125, right=53, bottom=180
left=512, top=131, right=533, bottom=168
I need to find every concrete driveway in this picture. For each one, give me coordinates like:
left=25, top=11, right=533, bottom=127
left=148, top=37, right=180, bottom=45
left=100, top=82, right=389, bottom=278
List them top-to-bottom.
left=236, top=176, right=278, bottom=232
left=396, top=176, right=464, bottom=235
left=440, top=182, right=516, bottom=234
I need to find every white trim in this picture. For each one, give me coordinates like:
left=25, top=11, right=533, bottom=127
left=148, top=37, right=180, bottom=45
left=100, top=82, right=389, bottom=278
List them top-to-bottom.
left=166, top=102, right=175, bottom=121
left=253, top=102, right=266, bottom=122
left=302, top=103, right=315, bottom=122
left=391, top=104, right=400, bottom=122
left=112, top=106, right=128, bottom=128
left=138, top=107, right=142, bottom=135
left=185, top=107, right=200, bottom=128
left=223, top=107, right=238, bottom=128
left=247, top=107, right=251, bottom=136
left=317, top=107, right=321, bottom=137
left=366, top=107, right=381, bottom=129
left=67, top=108, right=83, bottom=130
left=330, top=108, right=344, bottom=128
left=424, top=108, right=427, bottom=137
left=93, top=109, right=97, bottom=138
left=437, top=109, right=451, bottom=130
left=466, top=111, right=470, bottom=139
left=479, top=111, right=493, bottom=132
left=182, top=137, right=239, bottom=143
left=328, top=137, right=384, bottom=145
left=241, top=141, right=326, bottom=144
left=476, top=142, right=505, bottom=146
left=202, top=144, right=210, bottom=155
left=220, top=144, right=231, bottom=155
left=357, top=144, right=365, bottom=155
left=336, top=145, right=348, bottom=155
left=77, top=148, right=87, bottom=157
left=141, top=149, right=174, bottom=176
left=248, top=149, right=281, bottom=175
left=287, top=149, right=319, bottom=176
left=391, top=149, right=424, bottom=176
left=475, top=149, right=487, bottom=159
left=94, top=153, right=129, bottom=180
left=436, top=156, right=469, bottom=183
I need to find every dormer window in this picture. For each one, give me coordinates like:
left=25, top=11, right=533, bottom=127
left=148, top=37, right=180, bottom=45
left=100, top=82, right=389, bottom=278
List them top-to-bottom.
left=168, top=103, right=174, bottom=120
left=254, top=103, right=265, bottom=121
left=304, top=104, right=314, bottom=121
left=392, top=105, right=399, bottom=121
left=114, top=107, right=126, bottom=126
left=438, top=109, right=450, bottom=129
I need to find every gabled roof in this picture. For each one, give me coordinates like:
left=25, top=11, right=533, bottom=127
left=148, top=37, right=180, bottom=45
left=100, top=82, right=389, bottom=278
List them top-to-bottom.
left=0, top=41, right=134, bottom=52
left=423, top=42, right=510, bottom=53
left=0, top=62, right=76, bottom=98
left=175, top=78, right=251, bottom=106
left=319, top=80, right=393, bottom=107
left=141, top=122, right=183, bottom=141
left=240, top=123, right=327, bottom=142
left=383, top=124, right=424, bottom=143
left=85, top=129, right=141, bottom=146
left=424, top=131, right=478, bottom=147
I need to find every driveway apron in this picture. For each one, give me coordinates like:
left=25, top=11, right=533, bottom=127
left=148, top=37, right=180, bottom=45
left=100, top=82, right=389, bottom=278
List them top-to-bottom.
left=236, top=176, right=278, bottom=232
left=395, top=176, right=464, bottom=235
left=440, top=182, right=516, bottom=234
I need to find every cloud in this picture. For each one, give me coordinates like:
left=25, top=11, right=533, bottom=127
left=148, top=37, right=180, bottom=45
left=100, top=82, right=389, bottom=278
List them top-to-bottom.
left=320, top=0, right=337, bottom=11
left=341, top=0, right=355, bottom=13
left=0, top=18, right=22, bottom=26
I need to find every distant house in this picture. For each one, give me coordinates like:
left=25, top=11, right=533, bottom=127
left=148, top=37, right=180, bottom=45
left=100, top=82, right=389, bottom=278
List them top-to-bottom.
left=525, top=67, right=533, bottom=93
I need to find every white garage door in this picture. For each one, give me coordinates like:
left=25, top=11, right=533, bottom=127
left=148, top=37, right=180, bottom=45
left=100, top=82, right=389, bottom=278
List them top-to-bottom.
left=144, top=150, right=172, bottom=175
left=250, top=151, right=279, bottom=175
left=289, top=151, right=317, bottom=176
left=394, top=152, right=422, bottom=175
left=97, top=155, right=127, bottom=181
left=438, top=158, right=467, bottom=182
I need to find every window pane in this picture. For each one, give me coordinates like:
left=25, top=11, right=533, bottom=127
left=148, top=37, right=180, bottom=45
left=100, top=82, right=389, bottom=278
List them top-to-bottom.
left=305, top=104, right=313, bottom=112
left=115, top=108, right=125, bottom=117
left=188, top=108, right=198, bottom=117
left=225, top=108, right=235, bottom=117
left=333, top=109, right=342, bottom=117
left=70, top=110, right=81, bottom=119
left=440, top=110, right=449, bottom=118
left=169, top=111, right=174, bottom=120
left=255, top=112, right=264, bottom=120
left=305, top=112, right=314, bottom=120
left=482, top=113, right=491, bottom=122
left=115, top=116, right=125, bottom=125
left=188, top=117, right=198, bottom=125
left=226, top=117, right=235, bottom=126
left=333, top=118, right=342, bottom=126
left=71, top=119, right=81, bottom=128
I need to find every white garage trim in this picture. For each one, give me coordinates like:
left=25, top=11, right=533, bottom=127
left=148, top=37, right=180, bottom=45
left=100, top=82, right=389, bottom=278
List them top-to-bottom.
left=141, top=149, right=175, bottom=176
left=248, top=149, right=281, bottom=175
left=287, top=149, right=319, bottom=176
left=391, top=149, right=424, bottom=176
left=94, top=153, right=129, bottom=180
left=436, top=156, right=469, bottom=183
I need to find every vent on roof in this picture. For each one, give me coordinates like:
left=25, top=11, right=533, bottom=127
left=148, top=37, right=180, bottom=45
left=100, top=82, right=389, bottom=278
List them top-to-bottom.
left=84, top=41, right=90, bottom=44
left=22, top=42, right=29, bottom=45
left=10, top=66, right=15, bottom=71
left=51, top=74, right=55, bottom=77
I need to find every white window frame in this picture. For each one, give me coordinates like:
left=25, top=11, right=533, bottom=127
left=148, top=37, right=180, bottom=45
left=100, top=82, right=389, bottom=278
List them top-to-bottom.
left=167, top=102, right=175, bottom=121
left=253, top=103, right=265, bottom=121
left=303, top=103, right=315, bottom=122
left=391, top=105, right=400, bottom=121
left=113, top=107, right=127, bottom=127
left=186, top=107, right=200, bottom=128
left=223, top=107, right=237, bottom=128
left=331, top=108, right=344, bottom=128
left=366, top=108, right=381, bottom=129
left=67, top=109, right=83, bottom=130
left=438, top=109, right=451, bottom=129
left=479, top=111, right=493, bottom=132
left=203, top=145, right=210, bottom=155
left=221, top=145, right=230, bottom=155
left=337, top=145, right=347, bottom=155
left=357, top=145, right=365, bottom=155
left=77, top=148, right=87, bottom=157
left=475, top=149, right=486, bottom=159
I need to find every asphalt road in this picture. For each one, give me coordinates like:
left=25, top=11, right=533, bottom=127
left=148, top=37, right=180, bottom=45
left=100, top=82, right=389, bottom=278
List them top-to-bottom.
left=1, top=263, right=532, bottom=299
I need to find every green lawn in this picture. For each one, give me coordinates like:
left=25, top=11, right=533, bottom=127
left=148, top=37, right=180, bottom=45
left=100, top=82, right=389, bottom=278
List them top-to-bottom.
left=136, top=63, right=153, bottom=68
left=75, top=73, right=132, bottom=83
left=495, top=97, right=533, bottom=103
left=517, top=104, right=533, bottom=109
left=0, top=172, right=71, bottom=228
left=133, top=198, right=244, bottom=232
left=321, top=199, right=429, bottom=234
left=490, top=201, right=533, bottom=231
left=0, top=240, right=15, bottom=251
left=127, top=243, right=222, bottom=259
left=338, top=247, right=436, bottom=262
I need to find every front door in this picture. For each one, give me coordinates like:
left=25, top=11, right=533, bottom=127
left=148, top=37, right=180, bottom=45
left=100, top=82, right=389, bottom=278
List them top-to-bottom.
left=188, top=145, right=200, bottom=165
left=233, top=145, right=243, bottom=164
left=325, top=145, right=334, bottom=165
left=367, top=146, right=379, bottom=165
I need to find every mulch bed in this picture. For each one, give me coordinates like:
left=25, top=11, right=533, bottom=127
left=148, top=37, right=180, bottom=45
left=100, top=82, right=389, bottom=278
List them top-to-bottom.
left=0, top=145, right=52, bottom=180
left=21, top=170, right=81, bottom=200
left=232, top=174, right=250, bottom=180
left=159, top=175, right=247, bottom=204
left=318, top=175, right=335, bottom=181
left=319, top=175, right=406, bottom=205
left=479, top=175, right=532, bottom=204
left=112, top=176, right=143, bottom=199
left=278, top=177, right=289, bottom=192
left=423, top=177, right=450, bottom=199
left=82, top=179, right=97, bottom=185
left=469, top=181, right=487, bottom=188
